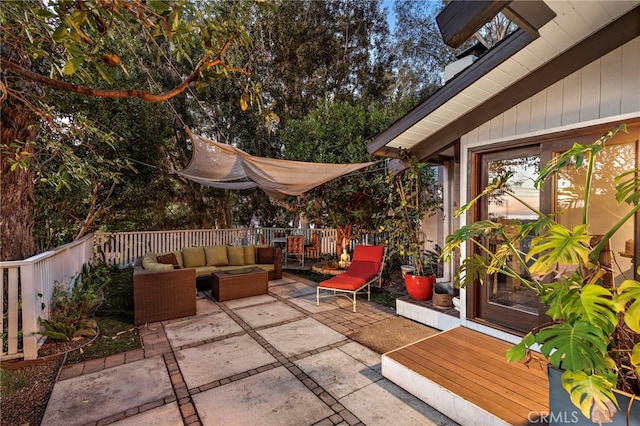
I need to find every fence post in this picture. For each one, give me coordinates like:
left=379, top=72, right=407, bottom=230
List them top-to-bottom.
left=20, top=263, right=39, bottom=360
left=6, top=268, right=19, bottom=356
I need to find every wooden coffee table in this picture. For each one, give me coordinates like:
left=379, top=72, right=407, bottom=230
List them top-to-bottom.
left=211, top=267, right=269, bottom=302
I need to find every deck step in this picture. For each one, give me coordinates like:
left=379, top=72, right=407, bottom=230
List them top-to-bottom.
left=381, top=326, right=549, bottom=426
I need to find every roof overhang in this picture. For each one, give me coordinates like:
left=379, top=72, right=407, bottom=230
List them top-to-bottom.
left=368, top=1, right=640, bottom=171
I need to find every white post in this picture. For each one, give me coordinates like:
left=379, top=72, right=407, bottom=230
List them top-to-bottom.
left=20, top=263, right=39, bottom=360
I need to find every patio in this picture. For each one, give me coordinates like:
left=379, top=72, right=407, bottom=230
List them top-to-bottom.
left=42, top=273, right=457, bottom=426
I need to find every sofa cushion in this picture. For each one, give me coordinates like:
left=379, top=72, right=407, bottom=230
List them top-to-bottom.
left=205, top=245, right=229, bottom=266
left=351, top=245, right=384, bottom=263
left=183, top=246, right=206, bottom=268
left=227, top=246, right=245, bottom=266
left=243, top=246, right=256, bottom=265
left=256, top=247, right=274, bottom=264
left=173, top=251, right=184, bottom=268
left=142, top=252, right=157, bottom=270
left=157, top=253, right=179, bottom=267
left=344, top=260, right=379, bottom=281
left=144, top=262, right=174, bottom=272
left=254, top=264, right=275, bottom=273
left=194, top=266, right=221, bottom=278
left=320, top=274, right=366, bottom=291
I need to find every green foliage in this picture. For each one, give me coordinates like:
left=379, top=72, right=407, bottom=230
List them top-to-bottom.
left=392, top=0, right=453, bottom=99
left=280, top=99, right=398, bottom=232
left=442, top=124, right=640, bottom=423
left=375, top=156, right=442, bottom=276
left=526, top=224, right=591, bottom=275
left=39, top=262, right=113, bottom=341
left=615, top=280, right=640, bottom=334
left=537, top=321, right=610, bottom=371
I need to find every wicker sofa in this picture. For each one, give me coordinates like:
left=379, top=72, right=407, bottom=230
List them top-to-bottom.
left=133, top=245, right=282, bottom=324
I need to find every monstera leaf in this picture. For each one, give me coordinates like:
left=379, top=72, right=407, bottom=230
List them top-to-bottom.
left=442, top=220, right=502, bottom=259
left=526, top=224, right=591, bottom=276
left=454, top=254, right=489, bottom=288
left=614, top=279, right=640, bottom=333
left=541, top=280, right=580, bottom=320
left=570, top=285, right=618, bottom=335
left=536, top=322, right=609, bottom=371
left=506, top=332, right=536, bottom=362
left=632, top=344, right=640, bottom=374
left=562, top=370, right=618, bottom=422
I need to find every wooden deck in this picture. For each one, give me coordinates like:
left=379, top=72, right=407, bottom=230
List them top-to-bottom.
left=382, top=326, right=549, bottom=425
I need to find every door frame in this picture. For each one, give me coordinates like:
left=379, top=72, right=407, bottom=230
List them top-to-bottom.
left=465, top=120, right=640, bottom=334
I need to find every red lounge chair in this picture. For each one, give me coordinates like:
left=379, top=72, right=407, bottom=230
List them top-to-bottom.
left=316, top=245, right=385, bottom=312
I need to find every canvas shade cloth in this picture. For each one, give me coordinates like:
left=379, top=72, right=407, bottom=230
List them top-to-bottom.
left=178, top=131, right=377, bottom=199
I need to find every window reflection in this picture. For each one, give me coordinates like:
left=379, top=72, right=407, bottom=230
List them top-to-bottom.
left=555, top=143, right=636, bottom=285
left=486, top=155, right=540, bottom=314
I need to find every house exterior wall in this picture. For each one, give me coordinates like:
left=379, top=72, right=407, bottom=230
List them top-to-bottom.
left=455, top=36, right=640, bottom=342
left=462, top=36, right=639, bottom=148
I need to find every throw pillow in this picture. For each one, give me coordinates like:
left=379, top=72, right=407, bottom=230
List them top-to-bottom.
left=205, top=245, right=229, bottom=266
left=183, top=246, right=206, bottom=268
left=227, top=246, right=245, bottom=266
left=243, top=246, right=256, bottom=265
left=256, top=247, right=274, bottom=264
left=156, top=253, right=179, bottom=268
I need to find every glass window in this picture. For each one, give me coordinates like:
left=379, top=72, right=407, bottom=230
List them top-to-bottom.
left=555, top=142, right=637, bottom=285
left=485, top=154, right=540, bottom=315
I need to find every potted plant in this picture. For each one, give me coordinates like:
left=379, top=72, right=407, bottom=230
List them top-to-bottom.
left=441, top=124, right=640, bottom=424
left=376, top=154, right=442, bottom=300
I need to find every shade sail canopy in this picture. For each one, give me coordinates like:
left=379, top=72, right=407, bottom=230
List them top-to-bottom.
left=178, top=131, right=378, bottom=199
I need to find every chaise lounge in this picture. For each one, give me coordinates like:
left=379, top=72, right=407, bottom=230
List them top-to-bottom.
left=316, top=245, right=385, bottom=312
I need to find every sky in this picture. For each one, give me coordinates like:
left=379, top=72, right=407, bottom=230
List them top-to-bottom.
left=382, top=0, right=397, bottom=32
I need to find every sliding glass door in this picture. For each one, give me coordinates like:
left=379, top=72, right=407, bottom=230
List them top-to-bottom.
left=477, top=147, right=541, bottom=332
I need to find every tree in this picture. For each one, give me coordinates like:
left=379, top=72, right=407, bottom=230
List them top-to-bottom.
left=1, top=0, right=259, bottom=260
left=198, top=0, right=397, bottom=228
left=253, top=0, right=394, bottom=127
left=391, top=0, right=517, bottom=103
left=392, top=0, right=454, bottom=101
left=280, top=99, right=400, bottom=254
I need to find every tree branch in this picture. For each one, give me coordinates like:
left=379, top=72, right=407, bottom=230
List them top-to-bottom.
left=1, top=41, right=250, bottom=103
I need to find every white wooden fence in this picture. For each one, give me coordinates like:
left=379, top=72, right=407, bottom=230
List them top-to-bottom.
left=1, top=227, right=382, bottom=360
left=92, top=228, right=359, bottom=266
left=1, top=235, right=94, bottom=360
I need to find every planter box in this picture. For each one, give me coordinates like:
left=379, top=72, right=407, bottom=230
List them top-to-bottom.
left=548, top=366, right=640, bottom=425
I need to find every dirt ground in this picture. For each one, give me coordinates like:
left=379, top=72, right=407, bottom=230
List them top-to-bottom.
left=1, top=338, right=90, bottom=426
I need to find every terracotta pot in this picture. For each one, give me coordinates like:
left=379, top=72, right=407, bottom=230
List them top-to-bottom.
left=404, top=274, right=435, bottom=300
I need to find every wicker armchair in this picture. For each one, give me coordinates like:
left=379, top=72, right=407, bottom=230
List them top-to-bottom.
left=133, top=264, right=196, bottom=325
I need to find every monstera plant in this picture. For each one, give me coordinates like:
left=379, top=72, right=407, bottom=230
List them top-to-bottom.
left=442, top=124, right=640, bottom=424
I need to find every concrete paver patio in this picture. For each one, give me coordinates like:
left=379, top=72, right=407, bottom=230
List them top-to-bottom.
left=42, top=274, right=457, bottom=426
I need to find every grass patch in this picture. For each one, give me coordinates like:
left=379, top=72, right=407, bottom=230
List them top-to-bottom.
left=65, top=266, right=140, bottom=364
left=285, top=269, right=397, bottom=309
left=370, top=287, right=397, bottom=309
left=0, top=368, right=29, bottom=394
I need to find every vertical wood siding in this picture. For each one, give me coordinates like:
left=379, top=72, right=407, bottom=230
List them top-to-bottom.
left=462, top=37, right=640, bottom=147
